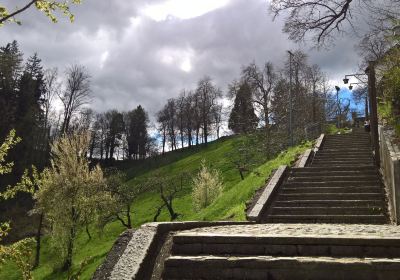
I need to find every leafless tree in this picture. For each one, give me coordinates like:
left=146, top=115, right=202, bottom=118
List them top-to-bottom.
left=270, top=0, right=400, bottom=46
left=242, top=62, right=276, bottom=126
left=59, top=64, right=91, bottom=134
left=196, top=76, right=222, bottom=145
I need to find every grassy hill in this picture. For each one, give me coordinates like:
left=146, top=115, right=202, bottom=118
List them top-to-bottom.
left=0, top=134, right=311, bottom=280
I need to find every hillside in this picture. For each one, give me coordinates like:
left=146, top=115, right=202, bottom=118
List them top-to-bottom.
left=0, top=135, right=311, bottom=280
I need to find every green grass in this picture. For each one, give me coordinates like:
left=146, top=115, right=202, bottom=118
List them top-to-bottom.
left=325, top=124, right=352, bottom=135
left=0, top=135, right=311, bottom=280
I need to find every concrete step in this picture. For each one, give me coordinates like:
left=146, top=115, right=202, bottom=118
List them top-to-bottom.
left=324, top=139, right=371, bottom=147
left=321, top=148, right=371, bottom=152
left=316, top=151, right=373, bottom=155
left=314, top=155, right=373, bottom=160
left=312, top=160, right=374, bottom=165
left=310, top=163, right=375, bottom=167
left=292, top=166, right=377, bottom=172
left=290, top=171, right=379, bottom=177
left=287, top=175, right=380, bottom=182
left=284, top=181, right=382, bottom=187
left=281, top=186, right=383, bottom=194
left=277, top=193, right=384, bottom=201
left=274, top=200, right=385, bottom=208
left=270, top=206, right=383, bottom=215
left=267, top=214, right=387, bottom=224
left=171, top=231, right=399, bottom=258
left=163, top=255, right=400, bottom=279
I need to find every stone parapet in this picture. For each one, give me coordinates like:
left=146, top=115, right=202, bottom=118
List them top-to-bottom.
left=379, top=126, right=400, bottom=224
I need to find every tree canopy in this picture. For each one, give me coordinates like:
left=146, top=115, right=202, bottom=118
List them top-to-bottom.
left=0, top=0, right=81, bottom=26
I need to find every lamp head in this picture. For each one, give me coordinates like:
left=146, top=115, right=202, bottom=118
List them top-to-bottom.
left=343, top=78, right=349, bottom=84
left=349, top=85, right=353, bottom=90
left=335, top=86, right=340, bottom=92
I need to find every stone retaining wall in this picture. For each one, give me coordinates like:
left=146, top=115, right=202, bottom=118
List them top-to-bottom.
left=379, top=126, right=400, bottom=224
left=92, top=221, right=251, bottom=280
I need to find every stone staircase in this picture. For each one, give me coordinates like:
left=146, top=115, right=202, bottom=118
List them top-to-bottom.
left=160, top=130, right=394, bottom=279
left=262, top=130, right=389, bottom=224
left=162, top=224, right=400, bottom=280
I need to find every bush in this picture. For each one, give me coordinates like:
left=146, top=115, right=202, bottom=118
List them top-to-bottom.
left=192, top=160, right=223, bottom=211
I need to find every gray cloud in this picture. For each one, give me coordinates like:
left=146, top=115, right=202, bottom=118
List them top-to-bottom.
left=0, top=0, right=364, bottom=119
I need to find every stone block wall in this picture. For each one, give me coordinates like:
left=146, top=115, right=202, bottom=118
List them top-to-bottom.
left=379, top=126, right=400, bottom=224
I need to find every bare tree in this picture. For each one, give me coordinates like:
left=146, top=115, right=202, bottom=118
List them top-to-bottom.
left=270, top=0, right=400, bottom=46
left=242, top=62, right=276, bottom=126
left=59, top=64, right=91, bottom=134
left=42, top=68, right=59, bottom=134
left=196, top=76, right=221, bottom=145
left=176, top=91, right=186, bottom=149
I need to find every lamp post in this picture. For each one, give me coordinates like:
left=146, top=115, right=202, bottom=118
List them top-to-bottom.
left=288, top=50, right=294, bottom=146
left=366, top=61, right=380, bottom=166
left=343, top=68, right=379, bottom=166
left=335, top=86, right=341, bottom=128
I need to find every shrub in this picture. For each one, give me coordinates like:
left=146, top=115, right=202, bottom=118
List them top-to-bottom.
left=192, top=160, right=223, bottom=211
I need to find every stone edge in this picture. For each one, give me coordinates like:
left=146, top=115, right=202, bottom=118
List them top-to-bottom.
left=313, top=133, right=325, bottom=153
left=246, top=165, right=288, bottom=222
left=93, top=221, right=251, bottom=280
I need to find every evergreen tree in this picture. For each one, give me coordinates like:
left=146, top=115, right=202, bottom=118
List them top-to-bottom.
left=228, top=82, right=258, bottom=134
left=127, top=105, right=149, bottom=160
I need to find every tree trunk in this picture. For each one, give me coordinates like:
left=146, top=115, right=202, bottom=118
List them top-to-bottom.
left=365, top=95, right=369, bottom=120
left=162, top=129, right=166, bottom=154
left=126, top=205, right=132, bottom=229
left=153, top=205, right=164, bottom=222
left=33, top=213, right=44, bottom=268
left=85, top=223, right=91, bottom=240
left=63, top=226, right=75, bottom=271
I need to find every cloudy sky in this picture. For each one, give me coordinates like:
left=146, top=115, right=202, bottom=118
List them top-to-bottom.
left=1, top=0, right=364, bottom=118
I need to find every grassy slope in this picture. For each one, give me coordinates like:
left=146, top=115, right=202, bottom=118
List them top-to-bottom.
left=0, top=136, right=311, bottom=280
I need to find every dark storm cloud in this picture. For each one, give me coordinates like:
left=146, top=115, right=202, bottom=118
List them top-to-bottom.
left=0, top=0, right=362, bottom=118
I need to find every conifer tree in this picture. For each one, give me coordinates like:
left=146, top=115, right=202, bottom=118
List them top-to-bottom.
left=228, top=82, right=258, bottom=134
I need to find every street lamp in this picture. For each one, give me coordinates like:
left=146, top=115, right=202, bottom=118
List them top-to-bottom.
left=288, top=50, right=294, bottom=146
left=343, top=74, right=367, bottom=84
left=348, top=82, right=364, bottom=90
left=335, top=86, right=341, bottom=128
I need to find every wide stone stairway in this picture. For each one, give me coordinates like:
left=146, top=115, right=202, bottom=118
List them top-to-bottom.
left=262, top=129, right=389, bottom=224
left=160, top=130, right=397, bottom=280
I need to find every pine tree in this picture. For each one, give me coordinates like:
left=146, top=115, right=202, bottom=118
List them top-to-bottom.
left=228, top=82, right=258, bottom=134
left=127, top=105, right=149, bottom=159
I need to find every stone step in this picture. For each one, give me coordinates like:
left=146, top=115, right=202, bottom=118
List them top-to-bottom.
left=324, top=139, right=371, bottom=147
left=317, top=149, right=372, bottom=154
left=316, top=151, right=373, bottom=155
left=314, top=155, right=373, bottom=159
left=314, top=155, right=373, bottom=160
left=312, top=159, right=374, bottom=164
left=310, top=163, right=375, bottom=167
left=292, top=166, right=377, bottom=172
left=290, top=171, right=379, bottom=177
left=287, top=175, right=379, bottom=182
left=284, top=181, right=382, bottom=187
left=281, top=186, right=383, bottom=194
left=277, top=193, right=384, bottom=201
left=274, top=200, right=385, bottom=207
left=270, top=206, right=383, bottom=215
left=267, top=214, right=387, bottom=224
left=171, top=230, right=399, bottom=258
left=163, top=255, right=400, bottom=279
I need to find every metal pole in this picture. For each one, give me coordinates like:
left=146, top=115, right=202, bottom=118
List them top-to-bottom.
left=288, top=51, right=293, bottom=146
left=366, top=61, right=380, bottom=167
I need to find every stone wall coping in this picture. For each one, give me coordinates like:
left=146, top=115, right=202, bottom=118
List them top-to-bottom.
left=382, top=128, right=400, bottom=161
left=313, top=133, right=325, bottom=153
left=298, top=149, right=312, bottom=168
left=246, top=165, right=288, bottom=222
left=93, top=221, right=251, bottom=280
